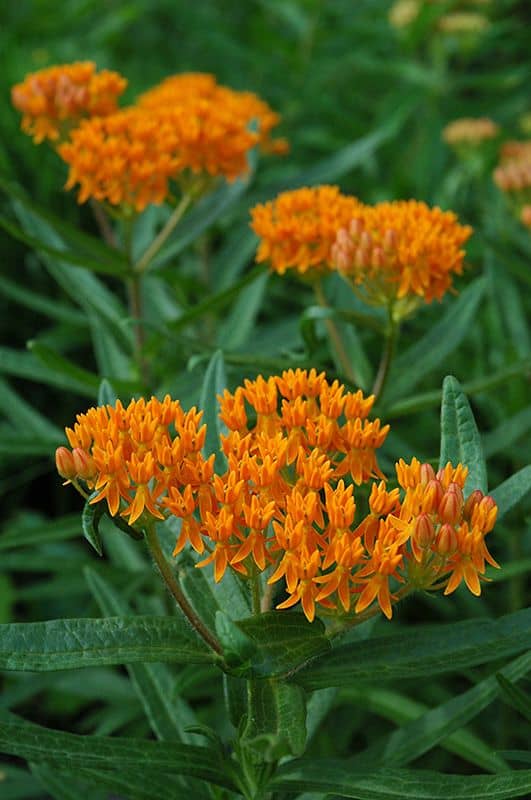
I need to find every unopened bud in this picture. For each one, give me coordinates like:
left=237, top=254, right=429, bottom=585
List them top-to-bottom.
left=336, top=228, right=350, bottom=247
left=383, top=228, right=397, bottom=251
left=359, top=230, right=372, bottom=252
left=371, top=245, right=385, bottom=269
left=55, top=446, right=76, bottom=480
left=72, top=448, right=97, bottom=481
left=420, top=462, right=436, bottom=485
left=424, top=478, right=444, bottom=513
left=439, top=487, right=463, bottom=525
left=463, top=488, right=483, bottom=519
left=413, top=513, right=435, bottom=548
left=435, top=523, right=458, bottom=556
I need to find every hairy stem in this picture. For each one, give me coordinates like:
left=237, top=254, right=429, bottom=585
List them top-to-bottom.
left=134, top=192, right=192, bottom=274
left=314, top=279, right=362, bottom=387
left=371, top=305, right=398, bottom=402
left=144, top=521, right=222, bottom=655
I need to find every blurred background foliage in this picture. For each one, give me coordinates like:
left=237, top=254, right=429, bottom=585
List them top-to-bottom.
left=1, top=0, right=530, bottom=789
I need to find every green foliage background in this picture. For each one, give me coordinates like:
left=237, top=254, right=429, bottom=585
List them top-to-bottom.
left=0, top=1, right=530, bottom=798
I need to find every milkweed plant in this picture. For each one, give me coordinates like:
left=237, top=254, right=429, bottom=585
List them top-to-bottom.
left=0, top=39, right=530, bottom=800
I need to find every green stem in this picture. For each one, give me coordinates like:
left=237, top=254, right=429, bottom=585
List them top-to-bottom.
left=134, top=192, right=192, bottom=274
left=89, top=199, right=118, bottom=249
left=313, top=279, right=362, bottom=387
left=371, top=304, right=398, bottom=402
left=144, top=521, right=222, bottom=655
left=251, top=568, right=262, bottom=617
left=327, top=584, right=413, bottom=639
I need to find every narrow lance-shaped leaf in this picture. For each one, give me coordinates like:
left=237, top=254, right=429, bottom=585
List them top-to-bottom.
left=199, top=349, right=228, bottom=473
left=439, top=375, right=488, bottom=496
left=491, top=465, right=531, bottom=520
left=295, top=608, right=531, bottom=690
left=0, top=616, right=214, bottom=671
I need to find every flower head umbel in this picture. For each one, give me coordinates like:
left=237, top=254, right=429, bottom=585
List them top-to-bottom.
left=11, top=62, right=127, bottom=144
left=58, top=73, right=286, bottom=211
left=443, top=117, right=499, bottom=147
left=493, top=140, right=531, bottom=225
left=250, top=186, right=362, bottom=276
left=331, top=199, right=472, bottom=311
left=58, top=383, right=499, bottom=624
left=57, top=395, right=214, bottom=526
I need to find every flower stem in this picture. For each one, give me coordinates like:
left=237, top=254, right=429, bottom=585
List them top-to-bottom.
left=134, top=192, right=192, bottom=274
left=89, top=199, right=118, bottom=249
left=313, top=279, right=362, bottom=387
left=371, top=304, right=398, bottom=402
left=144, top=521, right=222, bottom=655
left=250, top=568, right=262, bottom=616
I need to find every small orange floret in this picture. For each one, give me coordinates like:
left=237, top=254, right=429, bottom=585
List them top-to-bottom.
left=11, top=61, right=126, bottom=144
left=250, top=186, right=362, bottom=275
left=332, top=199, right=473, bottom=305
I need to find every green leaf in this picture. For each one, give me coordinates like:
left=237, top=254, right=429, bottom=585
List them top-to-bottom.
left=150, top=177, right=251, bottom=271
left=0, top=213, right=127, bottom=277
left=216, top=272, right=269, bottom=349
left=0, top=274, right=86, bottom=327
left=387, top=279, right=486, bottom=402
left=28, top=340, right=102, bottom=391
left=0, top=346, right=95, bottom=398
left=198, top=349, right=227, bottom=471
left=385, top=360, right=531, bottom=418
left=439, top=375, right=488, bottom=496
left=0, top=377, right=63, bottom=441
left=97, top=378, right=118, bottom=407
left=483, top=407, right=531, bottom=458
left=491, top=465, right=531, bottom=520
left=81, top=498, right=104, bottom=557
left=0, top=513, right=82, bottom=551
left=85, top=568, right=197, bottom=742
left=295, top=608, right=531, bottom=690
left=215, top=610, right=256, bottom=670
left=237, top=611, right=331, bottom=678
left=0, top=615, right=213, bottom=671
left=349, top=649, right=531, bottom=772
left=496, top=673, right=531, bottom=723
left=241, top=678, right=307, bottom=761
left=0, top=711, right=235, bottom=792
left=272, top=762, right=531, bottom=799
left=31, top=764, right=108, bottom=800
left=0, top=765, right=44, bottom=800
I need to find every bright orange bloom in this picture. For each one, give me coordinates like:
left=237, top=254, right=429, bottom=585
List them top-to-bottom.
left=11, top=62, right=126, bottom=144
left=58, top=73, right=286, bottom=211
left=250, top=186, right=362, bottom=275
left=332, top=200, right=472, bottom=306
left=59, top=385, right=499, bottom=625
left=59, top=396, right=213, bottom=528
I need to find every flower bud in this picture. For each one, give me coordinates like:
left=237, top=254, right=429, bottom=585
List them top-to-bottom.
left=349, top=217, right=363, bottom=238
left=55, top=446, right=76, bottom=480
left=72, top=448, right=97, bottom=481
left=420, top=462, right=436, bottom=485
left=424, top=478, right=444, bottom=513
left=439, top=483, right=464, bottom=525
left=463, top=488, right=484, bottom=519
left=413, top=513, right=435, bottom=549
left=434, top=523, right=458, bottom=556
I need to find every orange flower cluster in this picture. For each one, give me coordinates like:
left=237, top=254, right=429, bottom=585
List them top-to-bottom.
left=11, top=62, right=126, bottom=144
left=57, top=71, right=286, bottom=211
left=442, top=117, right=499, bottom=146
left=493, top=141, right=531, bottom=196
left=250, top=186, right=363, bottom=275
left=331, top=199, right=472, bottom=305
left=57, top=375, right=498, bottom=623
left=56, top=395, right=214, bottom=526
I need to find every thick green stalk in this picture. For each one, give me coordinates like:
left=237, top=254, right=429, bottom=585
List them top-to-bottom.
left=134, top=192, right=192, bottom=274
left=313, top=279, right=362, bottom=387
left=371, top=304, right=399, bottom=402
left=144, top=521, right=222, bottom=655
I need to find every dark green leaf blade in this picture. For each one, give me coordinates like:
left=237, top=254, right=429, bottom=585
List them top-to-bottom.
left=439, top=375, right=488, bottom=496
left=491, top=465, right=531, bottom=520
left=295, top=609, right=531, bottom=690
left=0, top=616, right=213, bottom=671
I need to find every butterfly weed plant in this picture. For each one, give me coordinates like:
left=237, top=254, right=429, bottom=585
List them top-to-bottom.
left=1, top=4, right=531, bottom=797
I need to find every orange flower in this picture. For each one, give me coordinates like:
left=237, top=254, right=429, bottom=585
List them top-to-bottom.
left=11, top=62, right=126, bottom=144
left=59, top=74, right=286, bottom=211
left=442, top=117, right=499, bottom=146
left=250, top=186, right=362, bottom=275
left=332, top=200, right=472, bottom=305
left=59, top=396, right=213, bottom=527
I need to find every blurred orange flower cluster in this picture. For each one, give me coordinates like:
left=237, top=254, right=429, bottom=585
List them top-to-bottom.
left=11, top=61, right=126, bottom=144
left=12, top=65, right=286, bottom=212
left=493, top=140, right=531, bottom=228
left=251, top=188, right=472, bottom=306
left=57, top=371, right=498, bottom=623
